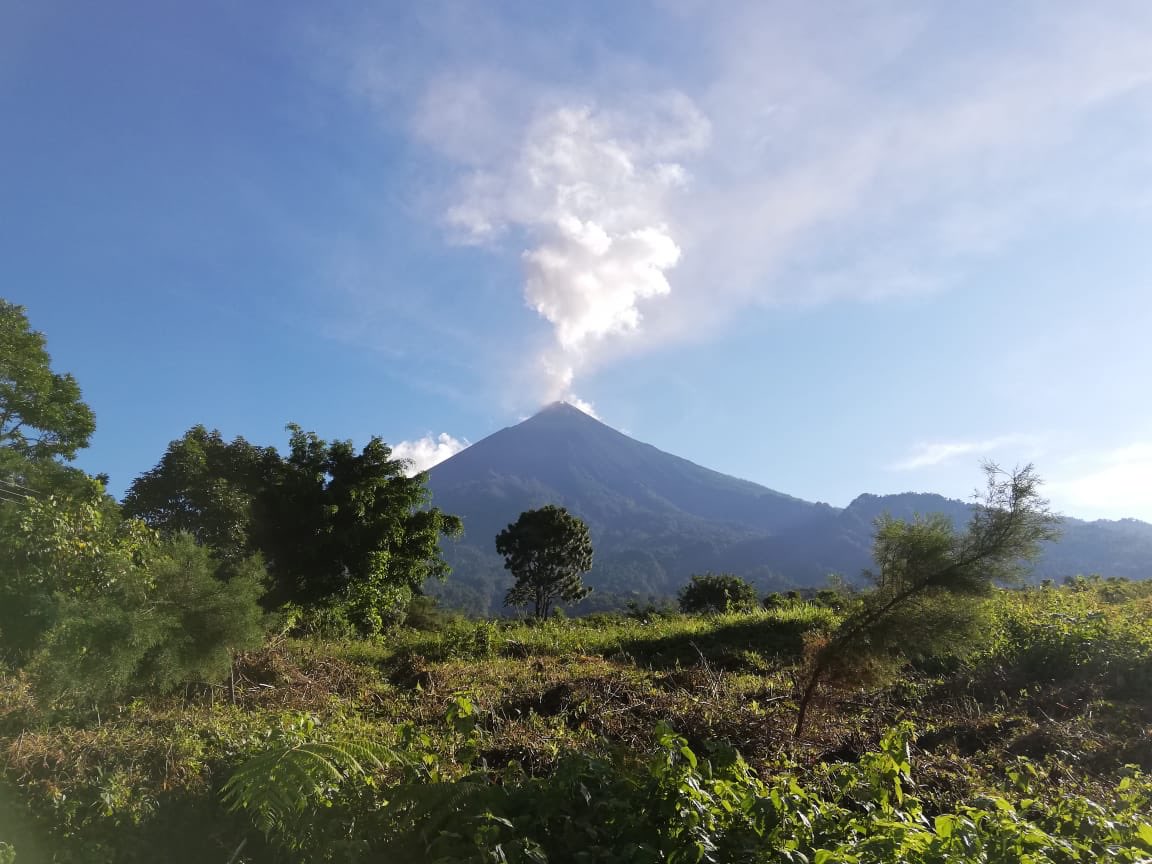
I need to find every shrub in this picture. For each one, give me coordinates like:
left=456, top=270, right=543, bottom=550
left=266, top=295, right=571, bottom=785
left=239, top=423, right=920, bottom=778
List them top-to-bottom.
left=795, top=464, right=1059, bottom=735
left=0, top=483, right=157, bottom=661
left=27, top=534, right=267, bottom=707
left=678, top=573, right=759, bottom=614
left=982, top=587, right=1152, bottom=700
left=403, top=595, right=464, bottom=632
left=225, top=722, right=1152, bottom=863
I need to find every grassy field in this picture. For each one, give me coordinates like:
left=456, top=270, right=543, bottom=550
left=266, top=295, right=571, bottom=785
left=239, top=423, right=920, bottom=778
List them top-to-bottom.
left=2, top=580, right=1151, bottom=862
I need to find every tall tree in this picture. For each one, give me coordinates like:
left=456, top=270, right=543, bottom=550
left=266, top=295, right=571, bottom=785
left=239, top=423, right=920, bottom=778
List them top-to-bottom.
left=0, top=299, right=95, bottom=465
left=124, top=423, right=463, bottom=633
left=122, top=425, right=277, bottom=564
left=262, top=425, right=464, bottom=632
left=793, top=463, right=1061, bottom=736
left=497, top=505, right=593, bottom=619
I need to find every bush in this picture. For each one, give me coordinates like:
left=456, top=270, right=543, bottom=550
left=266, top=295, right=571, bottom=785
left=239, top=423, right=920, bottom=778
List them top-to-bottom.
left=0, top=484, right=157, bottom=661
left=27, top=534, right=268, bottom=707
left=678, top=573, right=759, bottom=614
left=982, top=588, right=1152, bottom=700
left=402, top=595, right=464, bottom=632
left=227, top=722, right=1152, bottom=863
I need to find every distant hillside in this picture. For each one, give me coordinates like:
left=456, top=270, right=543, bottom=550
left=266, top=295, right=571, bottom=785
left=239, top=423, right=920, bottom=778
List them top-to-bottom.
left=425, top=404, right=1152, bottom=613
left=712, top=492, right=1152, bottom=587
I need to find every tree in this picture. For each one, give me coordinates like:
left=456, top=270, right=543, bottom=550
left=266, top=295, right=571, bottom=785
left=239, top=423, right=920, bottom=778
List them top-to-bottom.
left=0, top=299, right=95, bottom=464
left=124, top=423, right=463, bottom=634
left=121, top=425, right=276, bottom=564
left=793, top=463, right=1061, bottom=736
left=0, top=478, right=157, bottom=659
left=0, top=480, right=267, bottom=705
left=497, top=505, right=593, bottom=619
left=678, top=573, right=759, bottom=614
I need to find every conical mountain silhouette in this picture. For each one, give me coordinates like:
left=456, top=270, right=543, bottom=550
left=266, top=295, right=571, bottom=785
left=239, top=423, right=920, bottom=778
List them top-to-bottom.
left=430, top=401, right=818, bottom=537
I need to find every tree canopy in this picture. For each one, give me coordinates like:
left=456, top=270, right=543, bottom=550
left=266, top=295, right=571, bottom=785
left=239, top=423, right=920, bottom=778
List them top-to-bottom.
left=0, top=299, right=95, bottom=466
left=124, top=423, right=463, bottom=633
left=122, top=425, right=278, bottom=564
left=497, top=505, right=593, bottom=619
left=678, top=573, right=760, bottom=614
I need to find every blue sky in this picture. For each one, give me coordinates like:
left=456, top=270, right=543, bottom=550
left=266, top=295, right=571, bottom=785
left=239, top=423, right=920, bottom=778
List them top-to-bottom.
left=4, top=0, right=1151, bottom=520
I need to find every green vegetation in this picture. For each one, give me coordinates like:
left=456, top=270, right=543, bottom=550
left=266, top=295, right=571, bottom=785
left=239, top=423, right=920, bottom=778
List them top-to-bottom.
left=0, top=300, right=94, bottom=466
left=3, top=302, right=1151, bottom=861
left=124, top=423, right=463, bottom=634
left=795, top=463, right=1060, bottom=735
left=497, top=505, right=594, bottom=619
left=678, top=572, right=760, bottom=614
left=2, top=582, right=1151, bottom=862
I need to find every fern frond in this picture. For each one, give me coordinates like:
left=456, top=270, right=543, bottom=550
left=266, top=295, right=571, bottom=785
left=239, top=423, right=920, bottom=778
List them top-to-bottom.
left=221, top=738, right=406, bottom=834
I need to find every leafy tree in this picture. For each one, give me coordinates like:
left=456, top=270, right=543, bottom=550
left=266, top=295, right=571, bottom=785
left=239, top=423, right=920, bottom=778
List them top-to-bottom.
left=0, top=299, right=95, bottom=465
left=0, top=300, right=99, bottom=503
left=124, top=423, right=463, bottom=634
left=121, top=425, right=276, bottom=564
left=793, top=463, right=1061, bottom=736
left=0, top=478, right=157, bottom=659
left=0, top=481, right=267, bottom=705
left=497, top=505, right=593, bottom=619
left=678, top=572, right=759, bottom=614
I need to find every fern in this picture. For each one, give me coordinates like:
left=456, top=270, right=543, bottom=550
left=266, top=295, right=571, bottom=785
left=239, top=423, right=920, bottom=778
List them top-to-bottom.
left=222, top=735, right=513, bottom=857
left=221, top=739, right=405, bottom=837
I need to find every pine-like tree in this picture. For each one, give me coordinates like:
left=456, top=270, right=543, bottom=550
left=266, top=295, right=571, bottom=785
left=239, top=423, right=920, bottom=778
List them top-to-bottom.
left=496, top=505, right=593, bottom=619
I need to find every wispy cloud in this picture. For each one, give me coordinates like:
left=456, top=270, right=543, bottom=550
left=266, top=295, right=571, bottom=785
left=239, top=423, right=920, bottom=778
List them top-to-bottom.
left=319, top=1, right=1152, bottom=402
left=392, top=432, right=469, bottom=475
left=891, top=435, right=1038, bottom=471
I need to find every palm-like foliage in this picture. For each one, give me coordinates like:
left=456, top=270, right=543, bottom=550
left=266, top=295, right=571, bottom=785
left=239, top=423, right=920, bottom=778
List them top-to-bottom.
left=221, top=738, right=405, bottom=840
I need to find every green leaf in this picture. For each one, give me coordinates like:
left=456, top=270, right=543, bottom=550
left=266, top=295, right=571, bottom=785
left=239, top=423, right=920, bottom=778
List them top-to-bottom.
left=934, top=814, right=956, bottom=838
left=1137, top=822, right=1152, bottom=849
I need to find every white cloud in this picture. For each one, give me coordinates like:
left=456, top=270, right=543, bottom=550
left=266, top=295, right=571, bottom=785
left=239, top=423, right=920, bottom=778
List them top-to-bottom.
left=647, top=2, right=1152, bottom=335
left=565, top=395, right=600, bottom=419
left=391, top=433, right=469, bottom=475
left=892, top=435, right=1037, bottom=471
left=1049, top=443, right=1152, bottom=521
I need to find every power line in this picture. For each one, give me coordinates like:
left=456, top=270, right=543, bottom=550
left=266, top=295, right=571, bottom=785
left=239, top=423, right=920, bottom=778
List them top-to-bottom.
left=0, top=477, right=39, bottom=495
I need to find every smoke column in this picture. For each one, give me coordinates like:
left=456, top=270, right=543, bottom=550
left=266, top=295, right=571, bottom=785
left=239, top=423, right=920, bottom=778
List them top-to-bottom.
left=448, top=95, right=709, bottom=406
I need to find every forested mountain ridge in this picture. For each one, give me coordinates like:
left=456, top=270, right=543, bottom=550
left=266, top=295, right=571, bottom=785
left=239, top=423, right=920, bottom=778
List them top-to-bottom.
left=426, top=403, right=1152, bottom=612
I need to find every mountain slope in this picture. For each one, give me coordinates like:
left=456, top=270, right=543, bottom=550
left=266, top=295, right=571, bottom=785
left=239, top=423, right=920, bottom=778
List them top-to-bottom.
left=430, top=402, right=819, bottom=530
left=425, top=403, right=826, bottom=610
left=425, top=404, right=1152, bottom=613
left=712, top=490, right=1152, bottom=587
